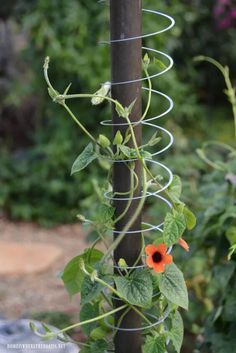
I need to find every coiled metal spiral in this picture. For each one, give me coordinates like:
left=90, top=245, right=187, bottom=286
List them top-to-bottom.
left=99, top=5, right=175, bottom=332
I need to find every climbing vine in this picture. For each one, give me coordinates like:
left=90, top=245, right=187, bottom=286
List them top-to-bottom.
left=30, top=55, right=196, bottom=353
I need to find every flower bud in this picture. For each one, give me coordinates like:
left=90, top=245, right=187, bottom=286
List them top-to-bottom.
left=91, top=81, right=111, bottom=105
left=113, top=130, right=123, bottom=145
left=98, top=134, right=111, bottom=148
left=118, top=258, right=128, bottom=269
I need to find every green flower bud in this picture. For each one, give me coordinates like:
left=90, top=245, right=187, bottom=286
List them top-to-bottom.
left=143, top=53, right=150, bottom=70
left=91, top=81, right=111, bottom=105
left=113, top=130, right=123, bottom=145
left=98, top=134, right=111, bottom=148
left=118, top=258, right=128, bottom=268
left=91, top=270, right=98, bottom=283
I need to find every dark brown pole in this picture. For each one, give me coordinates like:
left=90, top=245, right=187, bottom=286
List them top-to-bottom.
left=110, top=1, right=142, bottom=353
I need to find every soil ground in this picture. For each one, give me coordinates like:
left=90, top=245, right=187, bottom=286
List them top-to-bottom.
left=0, top=218, right=88, bottom=320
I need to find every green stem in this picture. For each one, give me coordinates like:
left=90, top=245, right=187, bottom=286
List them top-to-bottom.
left=195, top=56, right=236, bottom=141
left=44, top=57, right=124, bottom=114
left=141, top=68, right=152, bottom=121
left=224, top=68, right=236, bottom=141
left=62, top=92, right=124, bottom=113
left=63, top=103, right=97, bottom=144
left=125, top=113, right=174, bottom=204
left=113, top=164, right=139, bottom=196
left=113, top=165, right=136, bottom=223
left=102, top=166, right=147, bottom=262
left=91, top=231, right=109, bottom=251
left=130, top=232, right=145, bottom=270
left=82, top=264, right=121, bottom=299
left=94, top=274, right=121, bottom=299
left=101, top=291, right=113, bottom=307
left=46, top=304, right=127, bottom=337
left=131, top=305, right=152, bottom=326
left=113, top=306, right=132, bottom=336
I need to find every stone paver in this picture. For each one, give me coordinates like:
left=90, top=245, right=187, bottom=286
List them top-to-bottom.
left=0, top=319, right=78, bottom=352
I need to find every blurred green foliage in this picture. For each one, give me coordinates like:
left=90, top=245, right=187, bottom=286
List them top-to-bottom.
left=0, top=0, right=234, bottom=225
left=0, top=2, right=236, bottom=351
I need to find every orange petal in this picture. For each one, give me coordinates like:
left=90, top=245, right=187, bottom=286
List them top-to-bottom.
left=178, top=238, right=189, bottom=252
left=156, top=243, right=167, bottom=255
left=145, top=244, right=156, bottom=256
left=163, top=254, right=173, bottom=264
left=146, top=255, right=154, bottom=268
left=153, top=263, right=165, bottom=273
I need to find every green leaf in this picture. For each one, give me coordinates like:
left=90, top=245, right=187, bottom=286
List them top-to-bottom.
left=154, top=58, right=167, bottom=69
left=63, top=82, right=72, bottom=95
left=126, top=99, right=137, bottom=115
left=115, top=100, right=136, bottom=118
left=115, top=103, right=126, bottom=118
left=123, top=132, right=131, bottom=144
left=148, top=132, right=161, bottom=147
left=71, top=143, right=97, bottom=175
left=119, top=145, right=134, bottom=158
left=140, top=150, right=153, bottom=159
left=168, top=175, right=182, bottom=202
left=95, top=203, right=115, bottom=232
left=219, top=205, right=236, bottom=226
left=183, top=207, right=196, bottom=230
left=163, top=212, right=186, bottom=246
left=226, top=226, right=236, bottom=245
left=228, top=244, right=236, bottom=260
left=61, top=249, right=103, bottom=296
left=213, top=262, right=235, bottom=288
left=160, top=264, right=188, bottom=310
left=114, top=270, right=153, bottom=307
left=81, top=276, right=103, bottom=306
left=224, top=293, right=236, bottom=321
left=80, top=303, right=99, bottom=336
left=170, top=311, right=184, bottom=353
left=29, top=322, right=37, bottom=334
left=41, top=323, right=52, bottom=334
left=90, top=327, right=107, bottom=341
left=143, top=335, right=166, bottom=353
left=80, top=339, right=108, bottom=353
left=90, top=339, right=108, bottom=353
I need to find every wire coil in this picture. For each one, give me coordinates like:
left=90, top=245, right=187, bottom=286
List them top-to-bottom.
left=99, top=4, right=175, bottom=332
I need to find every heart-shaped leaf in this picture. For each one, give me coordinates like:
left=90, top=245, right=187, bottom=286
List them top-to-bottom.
left=159, top=264, right=188, bottom=310
left=114, top=270, right=153, bottom=307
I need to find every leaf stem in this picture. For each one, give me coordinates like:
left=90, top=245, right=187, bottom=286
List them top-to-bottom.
left=102, top=166, right=147, bottom=262
left=47, top=304, right=127, bottom=337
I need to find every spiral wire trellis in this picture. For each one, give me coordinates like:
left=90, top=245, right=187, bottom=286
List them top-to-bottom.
left=99, top=4, right=175, bottom=332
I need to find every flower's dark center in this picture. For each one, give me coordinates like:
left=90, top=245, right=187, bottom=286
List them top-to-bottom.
left=152, top=251, right=162, bottom=263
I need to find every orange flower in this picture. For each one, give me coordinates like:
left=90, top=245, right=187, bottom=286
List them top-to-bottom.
left=178, top=237, right=189, bottom=252
left=145, top=243, right=173, bottom=273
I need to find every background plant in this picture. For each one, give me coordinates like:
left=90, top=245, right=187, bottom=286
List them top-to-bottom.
left=1, top=0, right=235, bottom=225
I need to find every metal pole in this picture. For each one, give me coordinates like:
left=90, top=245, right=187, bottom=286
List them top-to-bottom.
left=110, top=1, right=142, bottom=353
